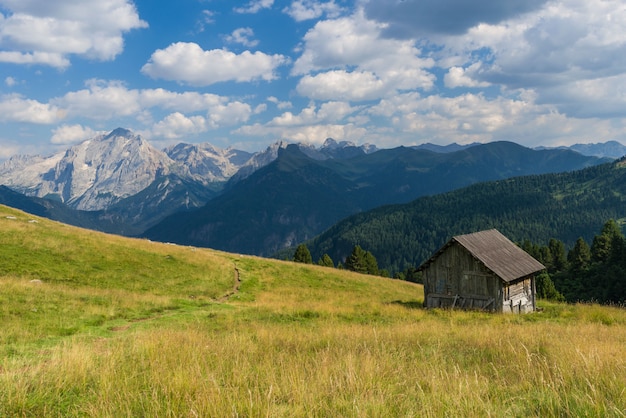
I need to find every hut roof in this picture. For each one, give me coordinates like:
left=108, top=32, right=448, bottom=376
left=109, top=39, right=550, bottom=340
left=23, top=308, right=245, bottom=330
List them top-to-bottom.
left=418, top=229, right=545, bottom=283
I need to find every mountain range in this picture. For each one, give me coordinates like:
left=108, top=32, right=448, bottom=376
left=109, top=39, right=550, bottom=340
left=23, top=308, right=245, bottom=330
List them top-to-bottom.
left=0, top=128, right=622, bottom=258
left=0, top=128, right=250, bottom=212
left=420, top=140, right=626, bottom=159
left=536, top=140, right=626, bottom=159
left=143, top=141, right=610, bottom=256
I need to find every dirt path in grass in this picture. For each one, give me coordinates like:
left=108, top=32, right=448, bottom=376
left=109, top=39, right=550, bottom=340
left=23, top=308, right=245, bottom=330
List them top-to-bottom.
left=217, top=265, right=241, bottom=302
left=110, top=266, right=241, bottom=332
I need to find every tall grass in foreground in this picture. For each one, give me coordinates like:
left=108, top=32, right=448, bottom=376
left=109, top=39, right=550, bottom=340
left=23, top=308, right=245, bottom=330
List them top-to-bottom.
left=1, top=205, right=626, bottom=416
left=2, top=304, right=625, bottom=417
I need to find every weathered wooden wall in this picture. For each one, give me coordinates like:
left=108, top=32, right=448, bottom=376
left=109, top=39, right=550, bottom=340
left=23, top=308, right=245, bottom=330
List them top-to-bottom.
left=422, top=242, right=536, bottom=313
left=422, top=242, right=502, bottom=311
left=502, top=277, right=535, bottom=313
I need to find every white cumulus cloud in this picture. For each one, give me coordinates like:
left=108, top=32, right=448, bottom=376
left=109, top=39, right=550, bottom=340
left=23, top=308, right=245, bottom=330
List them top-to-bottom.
left=0, top=0, right=147, bottom=67
left=234, top=0, right=274, bottom=14
left=283, top=0, right=343, bottom=21
left=438, top=0, right=626, bottom=118
left=292, top=11, right=434, bottom=100
left=224, top=27, right=259, bottom=48
left=141, top=42, right=288, bottom=86
left=0, top=51, right=70, bottom=68
left=444, top=64, right=491, bottom=88
left=297, top=70, right=386, bottom=101
left=54, top=79, right=141, bottom=120
left=30, top=80, right=255, bottom=140
left=138, top=89, right=224, bottom=113
left=0, top=94, right=63, bottom=124
left=207, top=102, right=253, bottom=128
left=269, top=102, right=360, bottom=126
left=152, top=113, right=208, bottom=139
left=235, top=122, right=367, bottom=146
left=50, top=124, right=98, bottom=145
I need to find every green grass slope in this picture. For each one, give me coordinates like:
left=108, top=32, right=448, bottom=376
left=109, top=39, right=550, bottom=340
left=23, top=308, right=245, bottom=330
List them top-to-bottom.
left=1, top=205, right=625, bottom=417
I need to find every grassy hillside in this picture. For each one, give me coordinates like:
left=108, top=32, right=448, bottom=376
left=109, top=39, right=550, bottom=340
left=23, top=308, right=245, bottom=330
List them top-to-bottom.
left=1, top=205, right=625, bottom=416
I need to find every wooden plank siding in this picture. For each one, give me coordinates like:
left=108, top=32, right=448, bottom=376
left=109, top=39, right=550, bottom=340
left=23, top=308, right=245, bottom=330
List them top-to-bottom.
left=422, top=241, right=504, bottom=311
left=502, top=276, right=536, bottom=314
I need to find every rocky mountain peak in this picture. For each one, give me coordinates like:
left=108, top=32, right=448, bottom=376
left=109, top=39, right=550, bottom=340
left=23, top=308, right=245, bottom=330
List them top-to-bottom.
left=105, top=127, right=134, bottom=139
left=0, top=128, right=259, bottom=211
left=0, top=129, right=174, bottom=211
left=45, top=129, right=174, bottom=210
left=321, top=137, right=355, bottom=150
left=228, top=141, right=288, bottom=183
left=164, top=142, right=252, bottom=183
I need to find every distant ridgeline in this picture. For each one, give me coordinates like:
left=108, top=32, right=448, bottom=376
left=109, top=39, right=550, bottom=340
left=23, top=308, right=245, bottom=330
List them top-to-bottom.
left=303, top=158, right=626, bottom=290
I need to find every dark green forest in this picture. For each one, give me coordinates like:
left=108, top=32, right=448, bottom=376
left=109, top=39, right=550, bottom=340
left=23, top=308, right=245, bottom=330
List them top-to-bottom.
left=304, top=158, right=626, bottom=293
left=290, top=220, right=626, bottom=304
left=523, top=220, right=626, bottom=304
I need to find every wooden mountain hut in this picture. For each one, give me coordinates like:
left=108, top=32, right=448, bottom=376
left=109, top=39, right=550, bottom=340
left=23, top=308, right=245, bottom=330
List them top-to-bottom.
left=417, top=229, right=545, bottom=313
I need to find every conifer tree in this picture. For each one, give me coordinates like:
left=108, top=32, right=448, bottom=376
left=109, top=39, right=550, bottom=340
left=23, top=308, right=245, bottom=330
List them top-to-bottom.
left=591, top=219, right=623, bottom=264
left=568, top=237, right=591, bottom=274
left=548, top=238, right=567, bottom=273
left=293, top=244, right=312, bottom=264
left=345, top=245, right=368, bottom=274
left=345, top=245, right=381, bottom=276
left=363, top=250, right=379, bottom=276
left=317, top=253, right=334, bottom=267
left=535, top=271, right=565, bottom=301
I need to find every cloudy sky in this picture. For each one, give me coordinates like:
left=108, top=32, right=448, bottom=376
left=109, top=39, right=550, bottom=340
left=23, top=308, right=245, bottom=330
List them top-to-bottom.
left=1, top=0, right=625, bottom=158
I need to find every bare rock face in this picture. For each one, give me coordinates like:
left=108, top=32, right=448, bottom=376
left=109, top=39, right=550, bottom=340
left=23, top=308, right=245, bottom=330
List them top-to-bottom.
left=0, top=128, right=175, bottom=210
left=0, top=128, right=260, bottom=211
left=59, top=128, right=177, bottom=210
left=0, top=130, right=376, bottom=212
left=228, top=139, right=377, bottom=183
left=230, top=141, right=289, bottom=183
left=165, top=142, right=252, bottom=184
left=0, top=153, right=65, bottom=195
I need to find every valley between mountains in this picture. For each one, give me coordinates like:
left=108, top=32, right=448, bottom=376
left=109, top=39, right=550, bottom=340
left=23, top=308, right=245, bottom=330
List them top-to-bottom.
left=1, top=128, right=625, bottom=274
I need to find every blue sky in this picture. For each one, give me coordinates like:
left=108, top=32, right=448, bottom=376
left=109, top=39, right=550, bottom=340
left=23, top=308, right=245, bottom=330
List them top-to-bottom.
left=1, top=0, right=626, bottom=158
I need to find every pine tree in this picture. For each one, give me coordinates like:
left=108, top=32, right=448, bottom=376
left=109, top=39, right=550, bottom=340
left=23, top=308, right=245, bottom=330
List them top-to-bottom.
left=591, top=219, right=623, bottom=264
left=564, top=237, right=592, bottom=300
left=568, top=237, right=591, bottom=274
left=548, top=238, right=567, bottom=273
left=293, top=244, right=312, bottom=264
left=345, top=245, right=368, bottom=274
left=345, top=245, right=382, bottom=276
left=363, top=250, right=379, bottom=275
left=317, top=253, right=334, bottom=267
left=536, top=271, right=565, bottom=301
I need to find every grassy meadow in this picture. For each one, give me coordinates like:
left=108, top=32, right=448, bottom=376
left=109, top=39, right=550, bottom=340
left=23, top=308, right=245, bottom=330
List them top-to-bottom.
left=1, top=205, right=626, bottom=417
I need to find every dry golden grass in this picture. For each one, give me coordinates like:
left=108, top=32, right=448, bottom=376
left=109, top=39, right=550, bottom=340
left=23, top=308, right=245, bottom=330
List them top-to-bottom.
left=1, top=205, right=626, bottom=416
left=3, top=305, right=626, bottom=417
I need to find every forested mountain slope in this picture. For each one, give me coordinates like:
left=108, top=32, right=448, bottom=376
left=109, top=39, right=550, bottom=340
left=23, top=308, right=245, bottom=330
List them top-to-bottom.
left=145, top=142, right=608, bottom=256
left=304, top=159, right=626, bottom=274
